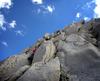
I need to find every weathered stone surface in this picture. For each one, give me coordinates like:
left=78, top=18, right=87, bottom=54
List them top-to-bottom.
left=1, top=18, right=100, bottom=81
left=63, top=23, right=82, bottom=35
left=57, top=34, right=100, bottom=81
left=33, top=40, right=56, bottom=63
left=0, top=53, right=30, bottom=81
left=17, top=57, right=60, bottom=81
left=7, top=65, right=30, bottom=81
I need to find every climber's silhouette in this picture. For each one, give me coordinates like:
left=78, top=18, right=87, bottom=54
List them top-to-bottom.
left=28, top=47, right=37, bottom=65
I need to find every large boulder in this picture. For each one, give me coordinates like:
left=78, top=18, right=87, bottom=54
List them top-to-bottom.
left=56, top=34, right=100, bottom=81
left=33, top=40, right=56, bottom=63
left=0, top=53, right=30, bottom=81
left=17, top=57, right=60, bottom=81
left=7, top=65, right=30, bottom=81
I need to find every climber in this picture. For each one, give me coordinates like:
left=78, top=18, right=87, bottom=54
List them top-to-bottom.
left=44, top=33, right=51, bottom=40
left=28, top=47, right=37, bottom=65
left=32, top=47, right=37, bottom=54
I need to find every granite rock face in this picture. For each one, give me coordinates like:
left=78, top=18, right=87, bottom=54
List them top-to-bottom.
left=1, top=18, right=100, bottom=81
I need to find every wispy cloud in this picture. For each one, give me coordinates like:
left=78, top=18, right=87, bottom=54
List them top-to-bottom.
left=0, top=0, right=12, bottom=9
left=0, top=0, right=16, bottom=31
left=31, top=0, right=55, bottom=14
left=32, top=0, right=43, bottom=4
left=75, top=0, right=95, bottom=21
left=81, top=0, right=100, bottom=18
left=82, top=0, right=94, bottom=9
left=34, top=5, right=55, bottom=14
left=46, top=5, right=55, bottom=13
left=0, top=14, right=6, bottom=31
left=0, top=14, right=17, bottom=31
left=0, top=14, right=5, bottom=27
left=9, top=20, right=16, bottom=28
left=15, top=30, right=24, bottom=36
left=1, top=41, right=8, bottom=47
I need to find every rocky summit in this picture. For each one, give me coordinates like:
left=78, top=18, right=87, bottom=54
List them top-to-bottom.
left=1, top=18, right=100, bottom=81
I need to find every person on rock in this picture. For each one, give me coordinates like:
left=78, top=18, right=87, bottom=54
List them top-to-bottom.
left=28, top=47, right=37, bottom=65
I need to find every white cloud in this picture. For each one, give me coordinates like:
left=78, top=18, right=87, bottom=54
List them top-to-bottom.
left=0, top=0, right=12, bottom=9
left=0, top=0, right=15, bottom=31
left=31, top=0, right=55, bottom=14
left=32, top=0, right=43, bottom=4
left=82, top=0, right=94, bottom=9
left=93, top=0, right=100, bottom=18
left=33, top=5, right=55, bottom=14
left=40, top=5, right=55, bottom=14
left=46, top=5, right=55, bottom=13
left=37, top=8, right=41, bottom=14
left=76, top=12, right=81, bottom=18
left=0, top=14, right=6, bottom=31
left=0, top=14, right=5, bottom=27
left=0, top=14, right=17, bottom=31
left=84, top=17, right=90, bottom=21
left=9, top=20, right=16, bottom=28
left=0, top=26, right=6, bottom=31
left=15, top=30, right=24, bottom=36
left=1, top=41, right=8, bottom=47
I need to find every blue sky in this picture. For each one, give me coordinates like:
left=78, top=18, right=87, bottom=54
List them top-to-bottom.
left=0, top=0, right=100, bottom=61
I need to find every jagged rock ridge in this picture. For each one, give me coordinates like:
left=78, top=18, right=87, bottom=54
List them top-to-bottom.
left=0, top=18, right=100, bottom=81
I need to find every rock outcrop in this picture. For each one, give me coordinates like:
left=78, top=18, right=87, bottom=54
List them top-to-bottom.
left=1, top=18, right=100, bottom=81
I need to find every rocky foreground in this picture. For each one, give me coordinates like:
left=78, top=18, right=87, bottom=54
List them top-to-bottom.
left=0, top=18, right=100, bottom=81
